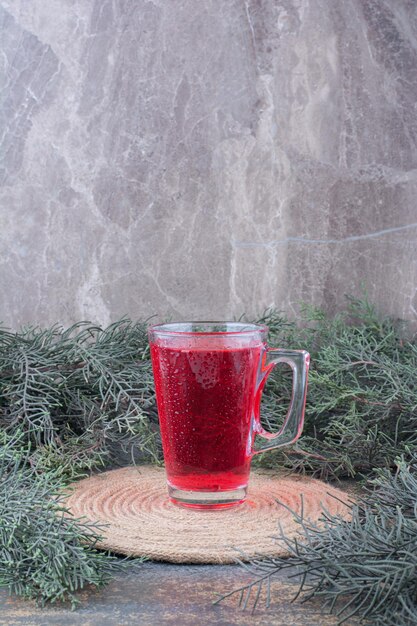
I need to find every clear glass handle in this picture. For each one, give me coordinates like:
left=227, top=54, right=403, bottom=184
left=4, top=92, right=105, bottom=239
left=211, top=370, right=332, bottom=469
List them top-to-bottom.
left=253, top=348, right=310, bottom=454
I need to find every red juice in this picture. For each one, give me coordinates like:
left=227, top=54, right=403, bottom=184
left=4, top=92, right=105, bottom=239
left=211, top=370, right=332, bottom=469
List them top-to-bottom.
left=150, top=340, right=263, bottom=494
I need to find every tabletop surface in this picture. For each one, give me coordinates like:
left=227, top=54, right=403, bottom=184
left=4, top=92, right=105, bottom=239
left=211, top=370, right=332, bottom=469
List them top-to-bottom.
left=0, top=562, right=356, bottom=626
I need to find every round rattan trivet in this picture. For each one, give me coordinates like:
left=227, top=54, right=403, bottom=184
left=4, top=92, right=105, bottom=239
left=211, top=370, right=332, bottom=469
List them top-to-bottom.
left=65, top=466, right=352, bottom=564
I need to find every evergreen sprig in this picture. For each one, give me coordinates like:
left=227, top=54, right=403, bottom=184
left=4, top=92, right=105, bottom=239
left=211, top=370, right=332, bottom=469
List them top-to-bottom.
left=254, top=296, right=417, bottom=479
left=0, top=298, right=416, bottom=615
left=1, top=298, right=415, bottom=481
left=0, top=319, right=160, bottom=478
left=0, top=430, right=139, bottom=606
left=217, top=453, right=417, bottom=625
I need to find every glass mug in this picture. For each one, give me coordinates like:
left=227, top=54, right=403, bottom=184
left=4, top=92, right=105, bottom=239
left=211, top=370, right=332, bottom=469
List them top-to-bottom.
left=148, top=322, right=310, bottom=509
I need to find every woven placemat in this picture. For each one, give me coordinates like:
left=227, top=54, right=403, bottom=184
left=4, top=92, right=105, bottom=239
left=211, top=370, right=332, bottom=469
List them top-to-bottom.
left=65, top=466, right=352, bottom=564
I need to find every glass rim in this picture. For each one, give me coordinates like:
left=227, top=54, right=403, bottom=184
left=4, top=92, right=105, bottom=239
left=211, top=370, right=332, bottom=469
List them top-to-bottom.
left=148, top=321, right=268, bottom=336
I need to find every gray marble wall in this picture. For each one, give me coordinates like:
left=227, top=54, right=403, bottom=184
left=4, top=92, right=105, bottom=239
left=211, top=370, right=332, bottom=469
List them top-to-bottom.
left=1, top=0, right=416, bottom=329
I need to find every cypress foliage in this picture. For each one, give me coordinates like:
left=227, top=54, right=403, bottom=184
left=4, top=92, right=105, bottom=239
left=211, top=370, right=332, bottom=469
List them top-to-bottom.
left=0, top=298, right=415, bottom=621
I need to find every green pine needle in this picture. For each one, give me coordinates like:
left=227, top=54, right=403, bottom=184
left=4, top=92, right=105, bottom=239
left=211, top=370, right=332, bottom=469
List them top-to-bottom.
left=253, top=296, right=417, bottom=479
left=0, top=297, right=416, bottom=617
left=0, top=319, right=161, bottom=476
left=0, top=430, right=141, bottom=607
left=217, top=454, right=417, bottom=625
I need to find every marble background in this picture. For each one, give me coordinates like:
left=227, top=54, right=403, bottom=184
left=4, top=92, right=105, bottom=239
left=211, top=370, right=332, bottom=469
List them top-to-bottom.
left=1, top=0, right=416, bottom=329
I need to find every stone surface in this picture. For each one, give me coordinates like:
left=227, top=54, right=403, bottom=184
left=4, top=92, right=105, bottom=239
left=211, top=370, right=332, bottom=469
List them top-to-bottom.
left=0, top=0, right=416, bottom=329
left=0, top=563, right=355, bottom=625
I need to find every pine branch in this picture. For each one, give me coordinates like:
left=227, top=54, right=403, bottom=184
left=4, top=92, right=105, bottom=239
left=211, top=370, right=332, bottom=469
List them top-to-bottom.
left=253, top=296, right=417, bottom=479
left=1, top=297, right=416, bottom=613
left=0, top=319, right=161, bottom=473
left=0, top=430, right=142, bottom=607
left=217, top=454, right=417, bottom=625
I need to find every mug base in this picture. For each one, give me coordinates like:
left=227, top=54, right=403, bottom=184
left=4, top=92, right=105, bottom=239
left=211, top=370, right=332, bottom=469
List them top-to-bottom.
left=168, top=485, right=247, bottom=510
